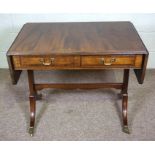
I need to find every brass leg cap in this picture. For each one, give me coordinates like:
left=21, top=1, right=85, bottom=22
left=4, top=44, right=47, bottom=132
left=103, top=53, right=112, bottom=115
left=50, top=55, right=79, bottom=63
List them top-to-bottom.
left=123, top=126, right=130, bottom=134
left=29, top=127, right=34, bottom=137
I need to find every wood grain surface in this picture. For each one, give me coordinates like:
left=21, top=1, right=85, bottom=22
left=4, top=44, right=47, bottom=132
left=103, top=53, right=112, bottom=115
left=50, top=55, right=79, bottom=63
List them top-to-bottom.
left=7, top=22, right=148, bottom=56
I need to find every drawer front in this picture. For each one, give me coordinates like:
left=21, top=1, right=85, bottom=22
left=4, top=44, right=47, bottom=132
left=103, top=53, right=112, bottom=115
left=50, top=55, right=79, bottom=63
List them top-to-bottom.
left=12, top=55, right=143, bottom=70
left=81, top=55, right=142, bottom=68
left=13, top=56, right=80, bottom=69
left=21, top=56, right=74, bottom=66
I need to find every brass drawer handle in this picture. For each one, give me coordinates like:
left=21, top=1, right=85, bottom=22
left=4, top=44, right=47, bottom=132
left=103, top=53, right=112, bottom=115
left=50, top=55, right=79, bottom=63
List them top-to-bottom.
left=99, top=57, right=116, bottom=65
left=40, top=58, right=55, bottom=66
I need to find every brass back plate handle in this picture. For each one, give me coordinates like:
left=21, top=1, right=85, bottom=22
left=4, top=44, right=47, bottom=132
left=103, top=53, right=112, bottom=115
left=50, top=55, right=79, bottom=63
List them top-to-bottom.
left=99, top=57, right=116, bottom=65
left=40, top=58, right=55, bottom=66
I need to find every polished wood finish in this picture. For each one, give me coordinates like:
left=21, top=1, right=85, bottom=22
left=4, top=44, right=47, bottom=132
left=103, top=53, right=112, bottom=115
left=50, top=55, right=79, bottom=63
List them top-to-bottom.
left=7, top=22, right=148, bottom=136
left=7, top=22, right=147, bottom=56
left=7, top=22, right=148, bottom=83
left=12, top=54, right=143, bottom=70
left=134, top=54, right=149, bottom=84
left=13, top=55, right=77, bottom=69
left=81, top=55, right=142, bottom=68
left=7, top=56, right=22, bottom=84
left=21, top=56, right=74, bottom=67
left=122, top=69, right=130, bottom=133
left=27, top=70, right=36, bottom=136
left=35, top=83, right=123, bottom=91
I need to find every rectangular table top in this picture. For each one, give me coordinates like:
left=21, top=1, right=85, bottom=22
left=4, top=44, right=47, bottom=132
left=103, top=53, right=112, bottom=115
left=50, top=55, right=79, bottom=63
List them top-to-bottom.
left=7, top=22, right=148, bottom=56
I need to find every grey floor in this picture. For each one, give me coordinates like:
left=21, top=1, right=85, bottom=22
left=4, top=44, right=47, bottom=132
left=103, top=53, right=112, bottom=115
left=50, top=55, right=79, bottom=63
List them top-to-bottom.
left=0, top=69, right=155, bottom=140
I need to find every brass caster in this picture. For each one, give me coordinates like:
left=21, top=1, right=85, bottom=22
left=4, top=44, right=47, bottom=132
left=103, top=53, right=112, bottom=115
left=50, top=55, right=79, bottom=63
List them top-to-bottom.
left=123, top=125, right=130, bottom=134
left=29, top=127, right=34, bottom=136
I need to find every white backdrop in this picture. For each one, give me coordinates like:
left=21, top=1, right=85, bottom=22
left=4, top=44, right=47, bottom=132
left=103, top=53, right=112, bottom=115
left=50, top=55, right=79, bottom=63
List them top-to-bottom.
left=0, top=13, right=155, bottom=68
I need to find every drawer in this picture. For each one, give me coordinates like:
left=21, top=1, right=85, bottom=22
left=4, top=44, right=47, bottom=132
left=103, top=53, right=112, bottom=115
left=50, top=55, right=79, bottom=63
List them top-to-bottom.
left=12, top=55, right=143, bottom=70
left=81, top=55, right=143, bottom=68
left=13, top=56, right=79, bottom=69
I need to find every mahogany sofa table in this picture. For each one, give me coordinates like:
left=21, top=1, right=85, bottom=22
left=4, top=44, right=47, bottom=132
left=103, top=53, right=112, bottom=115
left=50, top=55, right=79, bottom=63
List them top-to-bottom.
left=7, top=22, right=148, bottom=136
